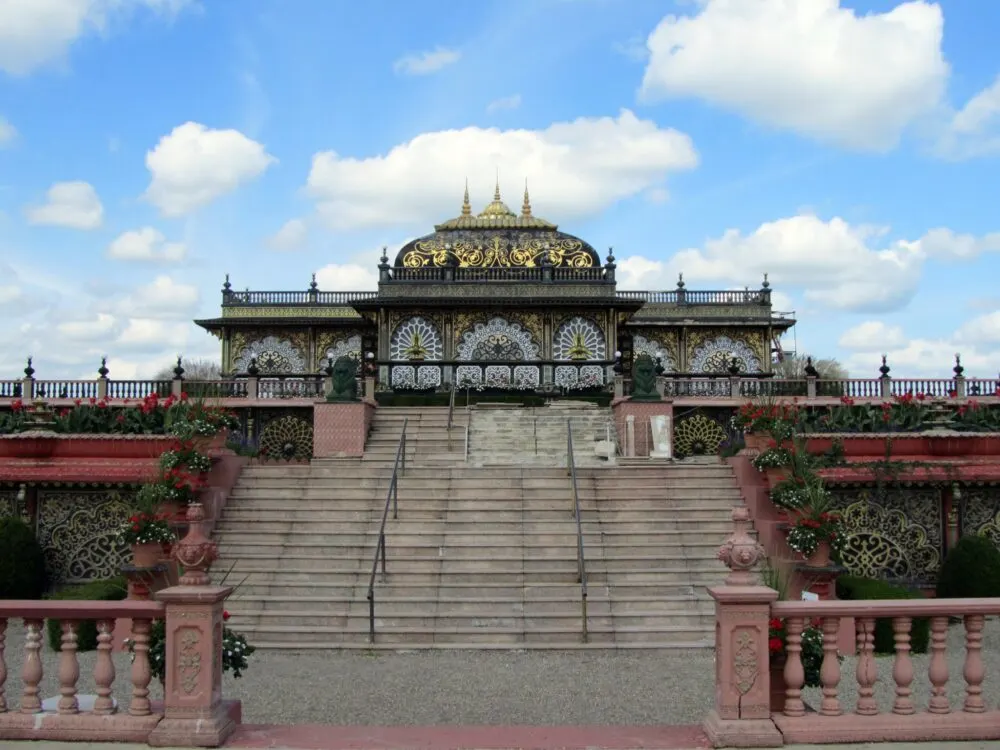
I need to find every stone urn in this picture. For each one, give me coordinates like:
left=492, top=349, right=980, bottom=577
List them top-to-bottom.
left=131, top=542, right=161, bottom=568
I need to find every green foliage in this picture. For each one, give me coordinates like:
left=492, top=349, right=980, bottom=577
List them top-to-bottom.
left=795, top=394, right=935, bottom=434
left=951, top=401, right=1000, bottom=432
left=0, top=516, right=48, bottom=599
left=937, top=535, right=1000, bottom=599
left=836, top=576, right=930, bottom=654
left=45, top=577, right=128, bottom=652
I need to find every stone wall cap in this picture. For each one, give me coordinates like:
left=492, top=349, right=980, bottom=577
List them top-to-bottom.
left=156, top=584, right=233, bottom=604
left=708, top=585, right=779, bottom=603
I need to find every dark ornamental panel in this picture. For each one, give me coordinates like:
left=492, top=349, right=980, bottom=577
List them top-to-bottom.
left=672, top=408, right=731, bottom=458
left=258, top=409, right=314, bottom=461
left=960, top=487, right=1000, bottom=544
left=0, top=488, right=19, bottom=518
left=826, top=488, right=943, bottom=584
left=37, top=489, right=135, bottom=584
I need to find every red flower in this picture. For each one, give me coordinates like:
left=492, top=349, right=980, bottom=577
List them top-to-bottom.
left=223, top=610, right=231, bottom=621
left=769, top=618, right=783, bottom=630
left=768, top=637, right=783, bottom=653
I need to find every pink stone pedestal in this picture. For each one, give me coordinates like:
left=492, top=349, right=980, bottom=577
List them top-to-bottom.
left=611, top=400, right=673, bottom=457
left=313, top=401, right=375, bottom=458
left=147, top=584, right=238, bottom=748
left=702, top=585, right=783, bottom=748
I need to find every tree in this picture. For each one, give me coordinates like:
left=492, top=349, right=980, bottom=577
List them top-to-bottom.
left=772, top=353, right=848, bottom=380
left=153, top=358, right=222, bottom=381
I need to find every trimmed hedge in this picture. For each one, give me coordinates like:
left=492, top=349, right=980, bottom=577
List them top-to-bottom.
left=0, top=516, right=47, bottom=600
left=937, top=534, right=1000, bottom=599
left=836, top=575, right=930, bottom=654
left=45, top=577, right=128, bottom=652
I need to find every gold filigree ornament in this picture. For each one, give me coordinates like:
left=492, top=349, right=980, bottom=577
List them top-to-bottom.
left=402, top=235, right=594, bottom=269
left=673, top=414, right=728, bottom=457
left=836, top=500, right=940, bottom=580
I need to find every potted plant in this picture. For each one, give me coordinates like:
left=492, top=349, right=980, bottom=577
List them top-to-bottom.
left=786, top=492, right=845, bottom=568
left=118, top=511, right=177, bottom=568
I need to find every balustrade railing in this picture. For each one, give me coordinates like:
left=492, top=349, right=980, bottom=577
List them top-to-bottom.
left=616, top=289, right=769, bottom=305
left=223, top=290, right=377, bottom=305
left=380, top=359, right=613, bottom=392
left=32, top=380, right=100, bottom=400
left=105, top=380, right=172, bottom=400
left=769, top=598, right=1000, bottom=743
left=0, top=600, right=164, bottom=722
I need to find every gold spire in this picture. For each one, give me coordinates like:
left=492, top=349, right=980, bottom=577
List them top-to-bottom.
left=493, top=170, right=502, bottom=202
left=478, top=174, right=515, bottom=219
left=461, top=179, right=471, bottom=216
left=521, top=179, right=532, bottom=217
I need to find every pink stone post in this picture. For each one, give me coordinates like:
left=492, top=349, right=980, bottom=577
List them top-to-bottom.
left=147, top=502, right=235, bottom=748
left=702, top=506, right=783, bottom=748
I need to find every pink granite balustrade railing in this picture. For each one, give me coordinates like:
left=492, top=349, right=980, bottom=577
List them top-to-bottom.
left=771, top=598, right=1000, bottom=745
left=0, top=599, right=165, bottom=743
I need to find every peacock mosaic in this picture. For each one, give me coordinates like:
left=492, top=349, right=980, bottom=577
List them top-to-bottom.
left=553, top=316, right=606, bottom=361
left=456, top=317, right=540, bottom=361
left=631, top=332, right=678, bottom=372
left=317, top=333, right=363, bottom=370
left=232, top=334, right=308, bottom=374
left=689, top=334, right=762, bottom=374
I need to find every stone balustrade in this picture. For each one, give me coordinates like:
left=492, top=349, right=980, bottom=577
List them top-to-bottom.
left=0, top=599, right=164, bottom=741
left=770, top=599, right=1000, bottom=745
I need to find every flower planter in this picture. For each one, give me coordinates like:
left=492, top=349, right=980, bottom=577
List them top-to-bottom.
left=0, top=433, right=175, bottom=459
left=744, top=433, right=772, bottom=453
left=804, top=433, right=1000, bottom=458
left=804, top=540, right=832, bottom=568
left=130, top=542, right=162, bottom=568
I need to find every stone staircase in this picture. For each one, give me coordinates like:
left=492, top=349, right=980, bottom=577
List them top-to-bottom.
left=466, top=402, right=616, bottom=467
left=213, top=406, right=739, bottom=649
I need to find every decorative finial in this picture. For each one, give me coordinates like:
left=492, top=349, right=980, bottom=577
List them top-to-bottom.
left=494, top=169, right=501, bottom=202
left=461, top=179, right=471, bottom=217
left=521, top=179, right=532, bottom=217
left=379, top=246, right=389, bottom=267
left=606, top=247, right=616, bottom=265
left=309, top=272, right=318, bottom=292
left=762, top=272, right=770, bottom=290
left=676, top=273, right=685, bottom=290
left=222, top=274, right=231, bottom=293
left=954, top=353, right=964, bottom=378
left=879, top=354, right=890, bottom=378
left=173, top=355, right=185, bottom=380
left=24, top=356, right=34, bottom=379
left=98, top=356, right=109, bottom=379
left=247, top=356, right=259, bottom=377
left=727, top=357, right=741, bottom=376
left=172, top=503, right=218, bottom=586
left=716, top=506, right=766, bottom=586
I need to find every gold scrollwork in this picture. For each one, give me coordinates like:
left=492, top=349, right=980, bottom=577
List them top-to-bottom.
left=402, top=235, right=594, bottom=268
left=631, top=327, right=680, bottom=365
left=260, top=414, right=314, bottom=461
left=673, top=414, right=728, bottom=457
left=827, top=488, right=942, bottom=581
left=959, top=488, right=1000, bottom=546
left=37, top=490, right=135, bottom=584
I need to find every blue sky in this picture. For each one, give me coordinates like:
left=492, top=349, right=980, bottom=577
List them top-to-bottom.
left=1, top=0, right=998, bottom=379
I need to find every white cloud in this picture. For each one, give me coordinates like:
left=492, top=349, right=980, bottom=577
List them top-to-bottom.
left=0, top=0, right=195, bottom=76
left=640, top=0, right=948, bottom=151
left=393, top=47, right=460, bottom=76
left=935, top=74, right=1000, bottom=159
left=487, top=95, right=522, bottom=113
left=306, top=109, right=698, bottom=230
left=0, top=116, right=16, bottom=147
left=144, top=121, right=275, bottom=217
left=25, top=181, right=104, bottom=230
left=619, top=214, right=926, bottom=313
left=265, top=219, right=308, bottom=252
left=107, top=227, right=187, bottom=262
left=916, top=227, right=1000, bottom=260
left=315, top=262, right=379, bottom=291
left=116, top=276, right=199, bottom=319
left=0, top=285, right=21, bottom=305
left=956, top=311, right=1000, bottom=347
left=56, top=313, right=117, bottom=342
left=117, top=318, right=191, bottom=350
left=838, top=321, right=908, bottom=351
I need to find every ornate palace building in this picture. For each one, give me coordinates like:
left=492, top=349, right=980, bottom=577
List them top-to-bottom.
left=195, top=185, right=795, bottom=388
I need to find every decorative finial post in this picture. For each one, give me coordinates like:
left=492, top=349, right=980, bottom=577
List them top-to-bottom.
left=494, top=169, right=501, bottom=202
left=461, top=179, right=472, bottom=217
left=521, top=179, right=532, bottom=217
left=378, top=246, right=390, bottom=283
left=761, top=272, right=770, bottom=289
left=309, top=273, right=318, bottom=292
left=676, top=273, right=685, bottom=289
left=954, top=353, right=964, bottom=377
left=879, top=354, right=891, bottom=398
left=24, top=356, right=34, bottom=379
left=97, top=356, right=109, bottom=379
left=173, top=356, right=185, bottom=380
left=246, top=356, right=259, bottom=377
left=172, top=503, right=218, bottom=586
left=716, top=506, right=766, bottom=586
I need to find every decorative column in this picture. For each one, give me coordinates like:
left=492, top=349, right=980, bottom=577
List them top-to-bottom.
left=148, top=503, right=236, bottom=748
left=702, top=506, right=783, bottom=748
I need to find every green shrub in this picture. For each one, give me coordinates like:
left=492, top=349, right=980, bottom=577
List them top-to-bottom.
left=0, top=516, right=47, bottom=599
left=937, top=534, right=1000, bottom=599
left=836, top=575, right=930, bottom=654
left=46, top=577, right=128, bottom=652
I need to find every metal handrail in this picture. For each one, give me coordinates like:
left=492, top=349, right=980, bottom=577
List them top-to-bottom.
left=463, top=387, right=471, bottom=462
left=366, top=418, right=408, bottom=643
left=566, top=418, right=589, bottom=642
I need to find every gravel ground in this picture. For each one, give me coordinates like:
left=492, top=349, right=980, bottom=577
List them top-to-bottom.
left=3, top=619, right=1000, bottom=726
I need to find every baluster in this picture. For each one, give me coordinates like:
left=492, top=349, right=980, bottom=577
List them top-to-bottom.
left=963, top=614, right=985, bottom=713
left=927, top=615, right=950, bottom=714
left=782, top=616, right=806, bottom=716
left=820, top=616, right=842, bottom=716
left=855, top=616, right=878, bottom=715
left=891, top=616, right=915, bottom=714
left=0, top=618, right=6, bottom=712
left=129, top=618, right=152, bottom=716
left=20, top=619, right=43, bottom=713
left=93, top=619, right=116, bottom=715
left=57, top=621, right=80, bottom=714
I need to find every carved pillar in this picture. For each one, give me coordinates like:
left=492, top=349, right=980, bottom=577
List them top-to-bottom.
left=678, top=327, right=688, bottom=373
left=220, top=329, right=231, bottom=376
left=703, top=506, right=782, bottom=748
